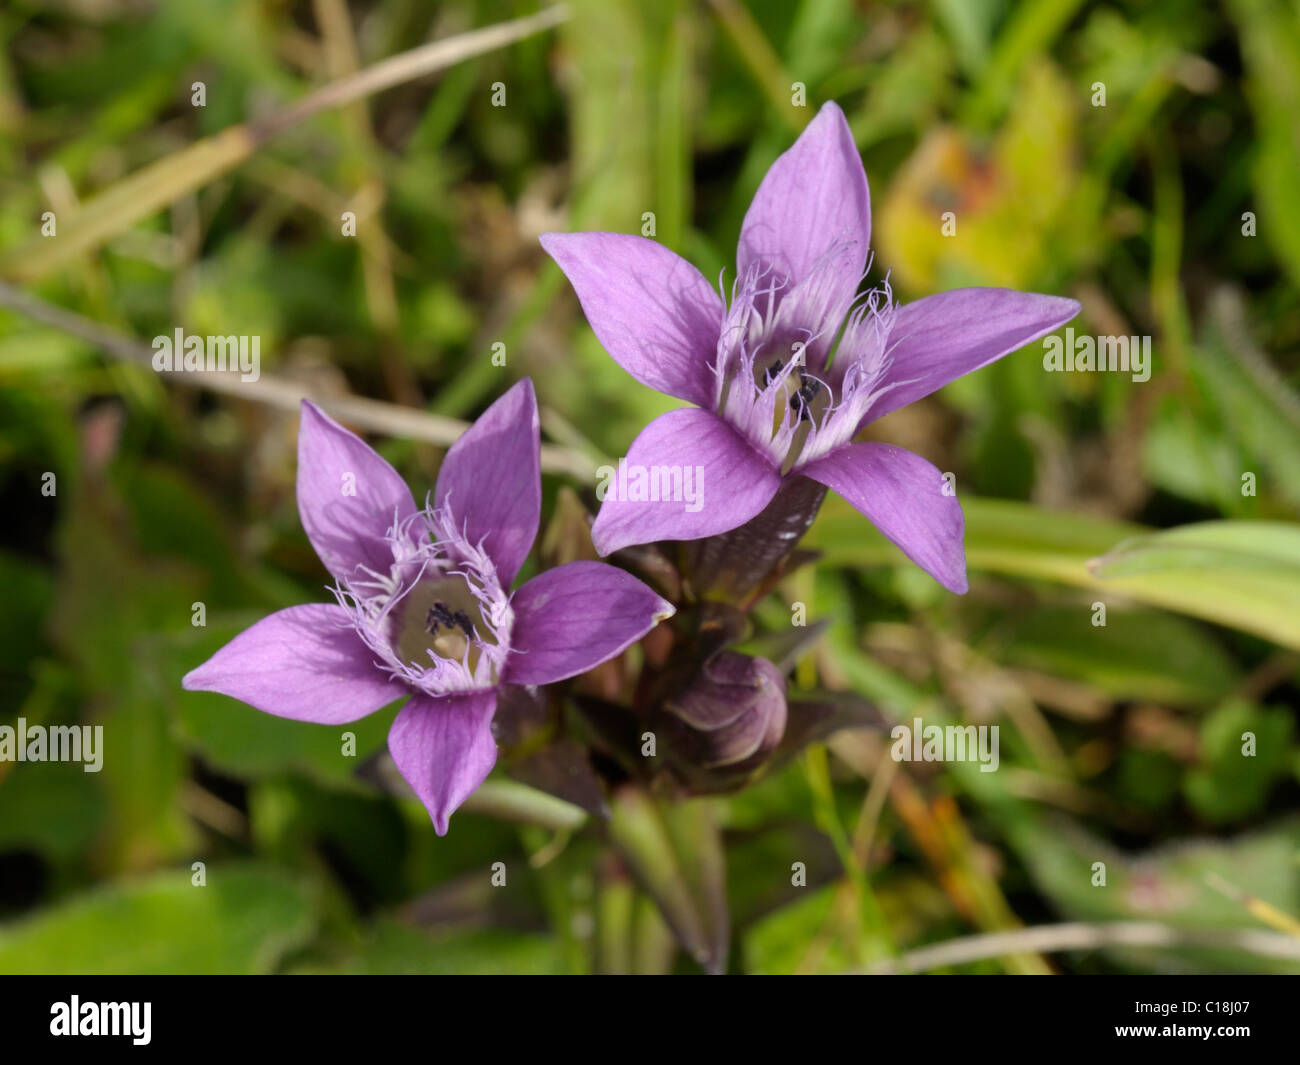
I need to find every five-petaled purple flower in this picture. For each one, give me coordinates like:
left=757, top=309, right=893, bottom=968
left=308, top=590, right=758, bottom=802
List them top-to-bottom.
left=542, top=101, right=1082, bottom=592
left=183, top=379, right=674, bottom=833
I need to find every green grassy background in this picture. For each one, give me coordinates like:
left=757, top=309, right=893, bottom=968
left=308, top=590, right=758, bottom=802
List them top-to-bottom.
left=0, top=0, right=1298, bottom=973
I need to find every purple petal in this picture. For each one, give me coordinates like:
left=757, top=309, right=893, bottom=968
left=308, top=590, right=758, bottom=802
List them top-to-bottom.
left=737, top=101, right=870, bottom=308
left=540, top=232, right=722, bottom=408
left=866, top=288, right=1082, bottom=423
left=434, top=378, right=541, bottom=587
left=297, top=401, right=417, bottom=583
left=590, top=408, right=782, bottom=556
left=801, top=443, right=968, bottom=593
left=505, top=561, right=675, bottom=686
left=181, top=604, right=406, bottom=722
left=387, top=690, right=497, bottom=835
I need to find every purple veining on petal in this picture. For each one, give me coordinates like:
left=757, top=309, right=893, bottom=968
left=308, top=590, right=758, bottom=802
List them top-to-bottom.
left=736, top=100, right=871, bottom=315
left=539, top=232, right=724, bottom=409
left=433, top=377, right=541, bottom=587
left=296, top=400, right=419, bottom=585
left=589, top=408, right=783, bottom=556
left=801, top=441, right=968, bottom=593
left=505, top=560, right=675, bottom=685
left=180, top=603, right=407, bottom=724
left=389, top=689, right=499, bottom=836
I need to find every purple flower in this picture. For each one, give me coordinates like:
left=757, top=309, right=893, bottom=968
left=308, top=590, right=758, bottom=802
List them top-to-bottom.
left=541, top=101, right=1081, bottom=592
left=183, top=380, right=674, bottom=833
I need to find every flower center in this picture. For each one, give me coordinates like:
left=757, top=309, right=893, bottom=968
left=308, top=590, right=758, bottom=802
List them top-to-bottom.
left=713, top=264, right=897, bottom=474
left=747, top=353, right=832, bottom=473
left=758, top=356, right=830, bottom=424
left=332, top=502, right=512, bottom=696
left=389, top=573, right=497, bottom=676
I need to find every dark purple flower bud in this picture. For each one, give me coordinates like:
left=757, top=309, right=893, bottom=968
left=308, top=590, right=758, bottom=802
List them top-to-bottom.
left=656, top=652, right=787, bottom=790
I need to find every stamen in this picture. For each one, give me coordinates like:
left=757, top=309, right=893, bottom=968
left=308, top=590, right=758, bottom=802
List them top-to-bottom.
left=712, top=255, right=898, bottom=475
left=790, top=374, right=822, bottom=422
left=330, top=500, right=512, bottom=696
left=426, top=601, right=457, bottom=633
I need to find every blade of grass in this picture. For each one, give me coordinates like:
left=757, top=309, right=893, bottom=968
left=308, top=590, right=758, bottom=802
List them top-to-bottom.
left=707, top=0, right=804, bottom=131
left=0, top=5, right=570, bottom=281
left=0, top=279, right=593, bottom=479
left=1204, top=872, right=1300, bottom=937
left=868, top=920, right=1300, bottom=973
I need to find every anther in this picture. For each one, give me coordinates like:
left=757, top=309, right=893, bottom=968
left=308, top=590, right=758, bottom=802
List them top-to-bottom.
left=790, top=375, right=822, bottom=422
left=426, top=601, right=457, bottom=635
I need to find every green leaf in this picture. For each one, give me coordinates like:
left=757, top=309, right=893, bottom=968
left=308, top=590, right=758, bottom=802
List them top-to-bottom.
left=1180, top=298, right=1300, bottom=515
left=1143, top=392, right=1244, bottom=511
left=49, top=482, right=197, bottom=866
left=807, top=497, right=1300, bottom=649
left=1093, top=521, right=1300, bottom=575
left=1088, top=522, right=1300, bottom=647
left=0, top=550, right=53, bottom=680
left=990, top=606, right=1239, bottom=706
left=1184, top=700, right=1294, bottom=823
left=0, top=756, right=104, bottom=861
left=1011, top=815, right=1300, bottom=973
left=0, top=864, right=317, bottom=974
left=744, top=883, right=854, bottom=974
left=296, top=920, right=565, bottom=975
